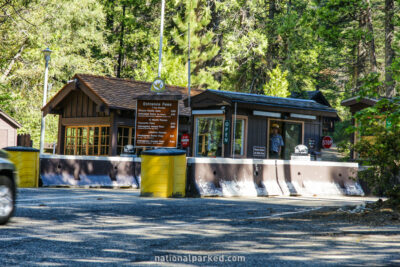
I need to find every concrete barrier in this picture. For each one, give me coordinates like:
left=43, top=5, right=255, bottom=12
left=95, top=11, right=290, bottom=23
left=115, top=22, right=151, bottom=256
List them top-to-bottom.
left=40, top=154, right=141, bottom=188
left=40, top=155, right=364, bottom=197
left=186, top=158, right=364, bottom=197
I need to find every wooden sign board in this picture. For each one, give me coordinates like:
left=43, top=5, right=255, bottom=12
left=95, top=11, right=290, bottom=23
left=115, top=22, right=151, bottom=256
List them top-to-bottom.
left=135, top=100, right=179, bottom=148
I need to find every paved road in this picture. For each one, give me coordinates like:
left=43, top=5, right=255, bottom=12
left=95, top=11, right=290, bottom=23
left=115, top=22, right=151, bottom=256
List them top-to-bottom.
left=0, top=189, right=399, bottom=266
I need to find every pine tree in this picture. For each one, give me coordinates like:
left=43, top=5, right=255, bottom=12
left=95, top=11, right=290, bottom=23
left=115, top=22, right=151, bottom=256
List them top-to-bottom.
left=170, top=0, right=220, bottom=89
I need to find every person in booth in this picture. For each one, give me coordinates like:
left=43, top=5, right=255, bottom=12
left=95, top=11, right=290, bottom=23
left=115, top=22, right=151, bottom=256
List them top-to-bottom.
left=270, top=123, right=284, bottom=159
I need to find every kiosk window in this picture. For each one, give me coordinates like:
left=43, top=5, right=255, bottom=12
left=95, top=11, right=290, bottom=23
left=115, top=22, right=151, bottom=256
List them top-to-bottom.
left=195, top=117, right=223, bottom=157
left=233, top=119, right=246, bottom=156
left=65, top=126, right=110, bottom=156
left=117, top=127, right=134, bottom=155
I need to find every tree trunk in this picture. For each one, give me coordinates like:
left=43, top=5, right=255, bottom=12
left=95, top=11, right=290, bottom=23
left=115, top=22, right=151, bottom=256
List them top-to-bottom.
left=267, top=0, right=277, bottom=70
left=365, top=0, right=377, bottom=73
left=385, top=0, right=395, bottom=97
left=117, top=5, right=126, bottom=78
left=1, top=42, right=26, bottom=81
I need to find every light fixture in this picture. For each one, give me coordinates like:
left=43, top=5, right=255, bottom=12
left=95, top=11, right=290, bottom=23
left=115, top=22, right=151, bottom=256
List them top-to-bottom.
left=42, top=47, right=52, bottom=62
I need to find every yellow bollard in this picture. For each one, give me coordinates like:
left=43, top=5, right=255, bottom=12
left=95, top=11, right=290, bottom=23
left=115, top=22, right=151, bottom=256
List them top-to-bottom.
left=3, top=147, right=39, bottom=188
left=140, top=149, right=186, bottom=197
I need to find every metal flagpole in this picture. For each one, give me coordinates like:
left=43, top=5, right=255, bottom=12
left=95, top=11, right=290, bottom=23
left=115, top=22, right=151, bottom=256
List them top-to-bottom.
left=158, top=0, right=165, bottom=77
left=187, top=1, right=192, bottom=156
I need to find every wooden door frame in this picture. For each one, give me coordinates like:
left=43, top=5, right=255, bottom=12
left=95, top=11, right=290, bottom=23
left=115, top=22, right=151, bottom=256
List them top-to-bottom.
left=192, top=115, right=226, bottom=157
left=230, top=115, right=248, bottom=158
left=267, top=118, right=305, bottom=159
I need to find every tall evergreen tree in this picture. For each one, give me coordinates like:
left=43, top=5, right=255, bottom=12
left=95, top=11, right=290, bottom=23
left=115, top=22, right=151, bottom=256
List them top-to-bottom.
left=171, top=0, right=220, bottom=89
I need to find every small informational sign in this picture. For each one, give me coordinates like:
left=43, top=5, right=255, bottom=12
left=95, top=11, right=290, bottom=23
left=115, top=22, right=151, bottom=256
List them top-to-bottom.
left=150, top=77, right=165, bottom=93
left=135, top=100, right=178, bottom=148
left=386, top=118, right=392, bottom=129
left=223, top=120, right=230, bottom=144
left=181, top=133, right=190, bottom=148
left=322, top=136, right=333, bottom=149
left=253, top=146, right=266, bottom=158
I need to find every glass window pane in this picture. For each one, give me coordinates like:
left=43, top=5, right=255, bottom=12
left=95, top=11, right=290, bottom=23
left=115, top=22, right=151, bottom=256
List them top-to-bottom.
left=195, top=117, right=223, bottom=157
left=234, top=120, right=244, bottom=155
left=123, top=128, right=129, bottom=136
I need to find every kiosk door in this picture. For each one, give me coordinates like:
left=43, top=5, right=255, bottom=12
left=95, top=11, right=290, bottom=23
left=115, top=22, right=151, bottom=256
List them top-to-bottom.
left=269, top=120, right=303, bottom=160
left=283, top=122, right=302, bottom=160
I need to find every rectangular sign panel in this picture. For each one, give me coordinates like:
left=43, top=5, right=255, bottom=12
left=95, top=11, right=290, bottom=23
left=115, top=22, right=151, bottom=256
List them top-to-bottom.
left=135, top=100, right=179, bottom=148
left=223, top=120, right=230, bottom=144
left=253, top=146, right=266, bottom=158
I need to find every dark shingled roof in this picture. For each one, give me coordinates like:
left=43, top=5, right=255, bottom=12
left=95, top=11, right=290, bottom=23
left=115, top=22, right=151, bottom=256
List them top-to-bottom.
left=44, top=74, right=203, bottom=116
left=76, top=74, right=204, bottom=116
left=205, top=89, right=337, bottom=113
left=291, top=90, right=331, bottom=107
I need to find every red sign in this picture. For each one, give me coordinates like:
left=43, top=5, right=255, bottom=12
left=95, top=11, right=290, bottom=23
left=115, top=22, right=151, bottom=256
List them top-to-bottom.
left=135, top=100, right=179, bottom=148
left=181, top=134, right=190, bottom=148
left=322, top=136, right=333, bottom=149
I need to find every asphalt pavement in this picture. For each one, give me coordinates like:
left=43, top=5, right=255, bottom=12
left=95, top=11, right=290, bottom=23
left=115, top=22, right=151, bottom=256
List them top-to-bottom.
left=0, top=188, right=399, bottom=266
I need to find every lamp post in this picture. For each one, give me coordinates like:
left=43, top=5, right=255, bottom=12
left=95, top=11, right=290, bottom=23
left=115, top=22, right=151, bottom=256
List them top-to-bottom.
left=39, top=48, right=52, bottom=154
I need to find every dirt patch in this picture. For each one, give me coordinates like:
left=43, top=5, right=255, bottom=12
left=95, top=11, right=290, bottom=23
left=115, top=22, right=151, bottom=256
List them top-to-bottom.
left=298, top=199, right=400, bottom=226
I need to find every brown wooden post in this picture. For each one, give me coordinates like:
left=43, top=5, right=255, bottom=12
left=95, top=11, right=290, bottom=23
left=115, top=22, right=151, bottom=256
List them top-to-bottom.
left=110, top=110, right=118, bottom=156
left=57, top=115, right=65, bottom=154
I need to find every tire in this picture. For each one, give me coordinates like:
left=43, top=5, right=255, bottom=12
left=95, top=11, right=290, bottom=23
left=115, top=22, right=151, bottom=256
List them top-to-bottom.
left=0, top=175, right=15, bottom=225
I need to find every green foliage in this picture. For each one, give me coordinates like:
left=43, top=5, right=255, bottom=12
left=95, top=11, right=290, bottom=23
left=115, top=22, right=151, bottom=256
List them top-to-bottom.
left=0, top=0, right=113, bottom=147
left=1, top=0, right=400, bottom=150
left=171, top=0, right=220, bottom=89
left=263, top=65, right=290, bottom=97
left=351, top=97, right=400, bottom=199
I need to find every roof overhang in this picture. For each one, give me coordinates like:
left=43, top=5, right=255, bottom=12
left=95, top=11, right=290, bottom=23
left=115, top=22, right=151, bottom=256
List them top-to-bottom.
left=42, top=75, right=107, bottom=116
left=187, top=90, right=338, bottom=118
left=341, top=96, right=378, bottom=107
left=0, top=110, right=21, bottom=129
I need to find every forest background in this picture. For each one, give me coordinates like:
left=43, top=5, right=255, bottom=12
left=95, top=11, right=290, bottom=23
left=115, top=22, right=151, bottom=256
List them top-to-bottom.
left=0, top=0, right=399, bottom=147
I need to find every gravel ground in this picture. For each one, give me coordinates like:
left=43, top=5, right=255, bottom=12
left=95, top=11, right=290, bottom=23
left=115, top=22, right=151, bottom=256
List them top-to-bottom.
left=0, top=188, right=399, bottom=266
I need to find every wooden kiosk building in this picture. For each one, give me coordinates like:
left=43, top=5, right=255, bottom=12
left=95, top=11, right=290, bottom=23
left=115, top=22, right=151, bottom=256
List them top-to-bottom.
left=42, top=74, right=200, bottom=156
left=186, top=90, right=338, bottom=159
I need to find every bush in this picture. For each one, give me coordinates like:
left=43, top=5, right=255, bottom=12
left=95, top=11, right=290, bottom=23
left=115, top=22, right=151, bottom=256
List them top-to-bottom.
left=350, top=97, right=400, bottom=200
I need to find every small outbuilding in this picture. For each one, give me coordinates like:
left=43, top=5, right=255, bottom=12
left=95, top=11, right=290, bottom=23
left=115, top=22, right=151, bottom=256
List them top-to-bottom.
left=186, top=90, right=338, bottom=159
left=341, top=96, right=379, bottom=159
left=0, top=109, right=21, bottom=148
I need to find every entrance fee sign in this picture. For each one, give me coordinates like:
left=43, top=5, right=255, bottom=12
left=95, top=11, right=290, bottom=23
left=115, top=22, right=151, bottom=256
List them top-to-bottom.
left=135, top=100, right=179, bottom=147
left=322, top=136, right=333, bottom=149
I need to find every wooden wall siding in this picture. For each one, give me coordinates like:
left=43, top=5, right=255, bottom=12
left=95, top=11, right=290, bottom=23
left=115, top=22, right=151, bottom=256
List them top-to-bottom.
left=62, top=89, right=104, bottom=118
left=246, top=116, right=268, bottom=158
left=0, top=118, right=17, bottom=148
left=304, top=118, right=322, bottom=151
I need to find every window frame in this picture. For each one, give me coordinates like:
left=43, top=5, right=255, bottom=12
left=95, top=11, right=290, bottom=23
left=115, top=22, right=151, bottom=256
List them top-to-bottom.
left=193, top=115, right=225, bottom=157
left=231, top=115, right=248, bottom=158
left=267, top=118, right=304, bottom=159
left=64, top=125, right=110, bottom=156
left=117, top=126, right=134, bottom=155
